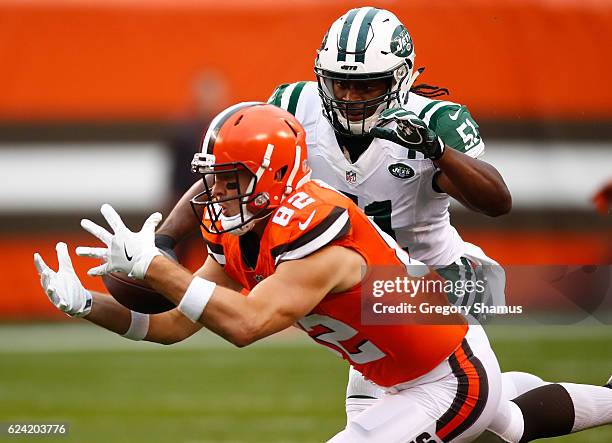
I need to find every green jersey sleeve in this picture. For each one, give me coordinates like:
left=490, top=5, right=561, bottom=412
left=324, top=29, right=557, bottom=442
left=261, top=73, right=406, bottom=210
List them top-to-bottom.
left=267, top=81, right=308, bottom=116
left=266, top=82, right=320, bottom=140
left=267, top=83, right=289, bottom=105
left=412, top=98, right=485, bottom=158
left=429, top=104, right=484, bottom=157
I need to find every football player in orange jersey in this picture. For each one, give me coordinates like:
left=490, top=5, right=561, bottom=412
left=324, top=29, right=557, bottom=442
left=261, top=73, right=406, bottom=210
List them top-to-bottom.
left=34, top=103, right=505, bottom=442
left=34, top=104, right=612, bottom=442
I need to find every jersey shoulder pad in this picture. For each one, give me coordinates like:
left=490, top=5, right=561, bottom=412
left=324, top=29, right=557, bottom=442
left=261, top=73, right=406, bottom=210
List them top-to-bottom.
left=267, top=81, right=320, bottom=131
left=404, top=91, right=438, bottom=116
left=406, top=94, right=485, bottom=157
left=268, top=184, right=351, bottom=265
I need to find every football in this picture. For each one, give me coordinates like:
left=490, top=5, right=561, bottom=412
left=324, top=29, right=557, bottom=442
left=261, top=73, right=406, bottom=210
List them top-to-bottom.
left=102, top=271, right=176, bottom=314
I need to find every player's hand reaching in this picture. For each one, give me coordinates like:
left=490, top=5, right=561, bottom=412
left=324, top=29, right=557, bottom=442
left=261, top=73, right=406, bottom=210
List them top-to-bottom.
left=370, top=108, right=445, bottom=160
left=76, top=204, right=162, bottom=280
left=33, top=242, right=92, bottom=317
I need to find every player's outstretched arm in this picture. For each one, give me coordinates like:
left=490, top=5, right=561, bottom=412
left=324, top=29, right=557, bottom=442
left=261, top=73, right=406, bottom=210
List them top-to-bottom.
left=72, top=203, right=362, bottom=347
left=33, top=204, right=239, bottom=345
left=33, top=242, right=203, bottom=344
left=144, top=245, right=365, bottom=347
left=85, top=256, right=240, bottom=344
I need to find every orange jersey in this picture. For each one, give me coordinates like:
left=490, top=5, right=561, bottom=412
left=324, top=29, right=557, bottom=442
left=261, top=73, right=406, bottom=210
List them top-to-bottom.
left=202, top=180, right=467, bottom=387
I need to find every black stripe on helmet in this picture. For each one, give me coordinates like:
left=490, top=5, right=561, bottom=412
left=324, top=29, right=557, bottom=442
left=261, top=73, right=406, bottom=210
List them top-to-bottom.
left=354, top=8, right=380, bottom=63
left=337, top=9, right=360, bottom=62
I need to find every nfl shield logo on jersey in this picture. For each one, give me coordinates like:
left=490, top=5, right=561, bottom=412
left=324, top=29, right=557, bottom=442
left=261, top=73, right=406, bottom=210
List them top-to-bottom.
left=345, top=170, right=357, bottom=184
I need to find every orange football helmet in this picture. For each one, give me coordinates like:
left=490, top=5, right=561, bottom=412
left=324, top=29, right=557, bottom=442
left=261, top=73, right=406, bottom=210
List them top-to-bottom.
left=191, top=102, right=311, bottom=235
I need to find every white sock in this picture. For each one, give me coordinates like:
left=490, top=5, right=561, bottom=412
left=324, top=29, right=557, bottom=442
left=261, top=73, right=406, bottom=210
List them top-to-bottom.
left=560, top=383, right=612, bottom=432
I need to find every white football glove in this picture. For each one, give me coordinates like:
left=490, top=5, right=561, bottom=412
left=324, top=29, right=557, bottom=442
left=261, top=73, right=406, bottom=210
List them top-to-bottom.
left=76, top=204, right=162, bottom=280
left=33, top=242, right=92, bottom=317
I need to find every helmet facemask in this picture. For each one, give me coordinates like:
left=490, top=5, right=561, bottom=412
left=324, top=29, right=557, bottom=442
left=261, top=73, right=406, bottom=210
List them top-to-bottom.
left=316, top=64, right=411, bottom=136
left=190, top=156, right=272, bottom=236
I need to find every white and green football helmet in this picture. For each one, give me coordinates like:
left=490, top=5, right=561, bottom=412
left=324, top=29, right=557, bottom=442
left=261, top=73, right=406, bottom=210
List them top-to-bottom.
left=314, top=7, right=419, bottom=136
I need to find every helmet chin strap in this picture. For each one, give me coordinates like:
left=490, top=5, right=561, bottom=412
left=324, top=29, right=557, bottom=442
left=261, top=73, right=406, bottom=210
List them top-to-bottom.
left=221, top=173, right=278, bottom=236
left=221, top=176, right=258, bottom=236
left=222, top=208, right=277, bottom=236
left=220, top=210, right=256, bottom=236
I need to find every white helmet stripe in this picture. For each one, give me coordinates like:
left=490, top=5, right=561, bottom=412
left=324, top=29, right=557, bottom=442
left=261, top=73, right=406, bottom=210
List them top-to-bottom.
left=247, top=142, right=275, bottom=195
left=255, top=143, right=274, bottom=181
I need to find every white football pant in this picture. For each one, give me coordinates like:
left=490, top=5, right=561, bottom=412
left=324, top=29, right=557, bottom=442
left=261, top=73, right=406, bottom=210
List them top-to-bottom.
left=332, top=325, right=502, bottom=442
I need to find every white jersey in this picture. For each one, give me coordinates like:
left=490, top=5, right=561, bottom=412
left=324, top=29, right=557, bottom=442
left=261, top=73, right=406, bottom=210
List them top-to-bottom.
left=268, top=81, right=486, bottom=265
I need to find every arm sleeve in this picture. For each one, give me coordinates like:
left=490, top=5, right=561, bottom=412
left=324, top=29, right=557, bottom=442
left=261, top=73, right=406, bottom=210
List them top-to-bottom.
left=429, top=104, right=485, bottom=158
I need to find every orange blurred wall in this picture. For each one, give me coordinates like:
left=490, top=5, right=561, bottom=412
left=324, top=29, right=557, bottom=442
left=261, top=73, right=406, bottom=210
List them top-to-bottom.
left=0, top=0, right=611, bottom=122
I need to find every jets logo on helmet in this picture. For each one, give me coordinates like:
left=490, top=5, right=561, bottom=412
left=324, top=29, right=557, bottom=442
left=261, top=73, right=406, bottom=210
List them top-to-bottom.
left=314, top=7, right=420, bottom=136
left=390, top=25, right=413, bottom=57
left=191, top=103, right=311, bottom=236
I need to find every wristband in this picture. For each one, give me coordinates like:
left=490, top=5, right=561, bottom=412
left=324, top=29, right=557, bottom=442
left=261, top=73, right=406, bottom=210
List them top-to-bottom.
left=430, top=137, right=445, bottom=161
left=155, top=234, right=178, bottom=261
left=155, top=234, right=177, bottom=251
left=178, top=277, right=216, bottom=323
left=121, top=310, right=150, bottom=341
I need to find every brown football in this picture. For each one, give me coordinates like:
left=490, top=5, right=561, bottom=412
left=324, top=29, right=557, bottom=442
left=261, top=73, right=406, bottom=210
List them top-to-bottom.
left=102, top=272, right=176, bottom=314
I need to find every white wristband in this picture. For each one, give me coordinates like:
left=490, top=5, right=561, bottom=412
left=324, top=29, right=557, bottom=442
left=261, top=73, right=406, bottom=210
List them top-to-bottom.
left=178, top=277, right=216, bottom=323
left=121, top=310, right=150, bottom=341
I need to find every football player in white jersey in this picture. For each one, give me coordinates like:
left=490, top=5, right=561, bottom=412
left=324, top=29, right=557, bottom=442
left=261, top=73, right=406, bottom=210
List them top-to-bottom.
left=267, top=4, right=514, bottom=420
left=152, top=7, right=612, bottom=442
left=267, top=8, right=612, bottom=442
left=267, top=12, right=511, bottom=320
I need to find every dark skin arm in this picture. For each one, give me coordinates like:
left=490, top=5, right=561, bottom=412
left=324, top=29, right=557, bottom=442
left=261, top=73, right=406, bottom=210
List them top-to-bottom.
left=433, top=147, right=512, bottom=217
left=156, top=179, right=204, bottom=243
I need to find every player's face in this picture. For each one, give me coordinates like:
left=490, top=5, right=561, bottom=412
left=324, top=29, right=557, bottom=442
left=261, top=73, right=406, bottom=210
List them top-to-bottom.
left=332, top=79, right=389, bottom=121
left=211, top=169, right=252, bottom=216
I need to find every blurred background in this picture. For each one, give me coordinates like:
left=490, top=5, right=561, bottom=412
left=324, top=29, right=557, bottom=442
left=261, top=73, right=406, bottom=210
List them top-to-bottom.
left=0, top=0, right=610, bottom=441
left=1, top=0, right=611, bottom=319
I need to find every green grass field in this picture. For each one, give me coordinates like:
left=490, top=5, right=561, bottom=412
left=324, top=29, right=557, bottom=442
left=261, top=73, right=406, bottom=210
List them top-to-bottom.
left=0, top=323, right=610, bottom=442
